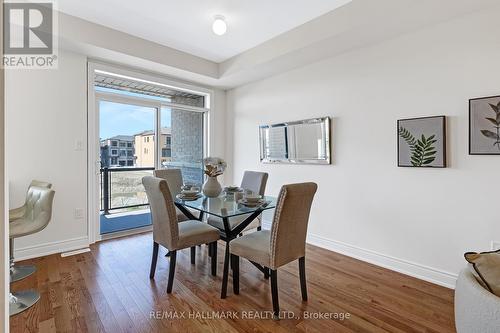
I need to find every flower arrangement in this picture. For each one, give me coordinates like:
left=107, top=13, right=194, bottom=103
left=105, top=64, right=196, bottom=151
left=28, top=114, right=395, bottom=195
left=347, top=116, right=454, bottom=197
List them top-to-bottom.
left=203, top=157, right=227, bottom=178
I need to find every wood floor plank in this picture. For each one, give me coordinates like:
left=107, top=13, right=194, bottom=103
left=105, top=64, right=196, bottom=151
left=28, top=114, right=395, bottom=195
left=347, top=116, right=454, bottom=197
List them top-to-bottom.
left=10, top=232, right=456, bottom=333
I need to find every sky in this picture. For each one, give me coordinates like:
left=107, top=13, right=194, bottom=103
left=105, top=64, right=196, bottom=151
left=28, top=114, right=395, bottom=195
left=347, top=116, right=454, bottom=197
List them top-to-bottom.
left=97, top=87, right=171, bottom=139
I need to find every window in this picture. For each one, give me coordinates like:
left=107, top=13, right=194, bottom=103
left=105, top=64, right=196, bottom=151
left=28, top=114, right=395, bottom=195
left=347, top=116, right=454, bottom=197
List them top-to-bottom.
left=166, top=136, right=171, bottom=145
left=144, top=137, right=147, bottom=143
left=111, top=140, right=118, bottom=147
left=119, top=142, right=126, bottom=147
left=127, top=142, right=133, bottom=148
left=144, top=148, right=148, bottom=154
left=162, top=148, right=171, bottom=157
left=111, top=149, right=118, bottom=155
left=119, top=150, right=126, bottom=157
left=127, top=150, right=133, bottom=157
left=111, top=157, right=117, bottom=164
left=119, top=160, right=126, bottom=166
left=127, top=160, right=134, bottom=166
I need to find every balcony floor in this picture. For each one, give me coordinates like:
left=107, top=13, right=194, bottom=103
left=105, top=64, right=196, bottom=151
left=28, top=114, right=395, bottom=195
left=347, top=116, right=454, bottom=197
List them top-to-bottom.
left=100, top=209, right=151, bottom=234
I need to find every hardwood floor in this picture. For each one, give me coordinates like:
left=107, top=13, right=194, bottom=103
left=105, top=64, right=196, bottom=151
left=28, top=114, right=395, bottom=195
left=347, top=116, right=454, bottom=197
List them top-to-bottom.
left=10, top=232, right=456, bottom=332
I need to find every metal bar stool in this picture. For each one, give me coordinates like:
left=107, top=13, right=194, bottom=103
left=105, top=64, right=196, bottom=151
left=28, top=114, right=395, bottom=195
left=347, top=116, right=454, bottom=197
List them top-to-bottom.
left=9, top=180, right=52, bottom=283
left=9, top=185, right=55, bottom=316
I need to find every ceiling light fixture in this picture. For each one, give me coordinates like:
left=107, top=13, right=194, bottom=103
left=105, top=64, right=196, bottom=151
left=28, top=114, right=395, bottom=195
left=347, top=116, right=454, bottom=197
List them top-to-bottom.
left=212, top=15, right=227, bottom=36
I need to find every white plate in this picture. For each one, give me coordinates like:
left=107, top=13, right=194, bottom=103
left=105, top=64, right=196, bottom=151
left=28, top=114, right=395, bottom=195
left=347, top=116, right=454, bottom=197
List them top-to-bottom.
left=176, top=193, right=202, bottom=201
left=238, top=198, right=264, bottom=207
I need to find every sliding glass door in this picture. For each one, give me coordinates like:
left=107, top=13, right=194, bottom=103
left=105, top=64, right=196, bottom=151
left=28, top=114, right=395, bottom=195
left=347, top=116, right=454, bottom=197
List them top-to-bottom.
left=88, top=64, right=211, bottom=241
left=97, top=97, right=159, bottom=234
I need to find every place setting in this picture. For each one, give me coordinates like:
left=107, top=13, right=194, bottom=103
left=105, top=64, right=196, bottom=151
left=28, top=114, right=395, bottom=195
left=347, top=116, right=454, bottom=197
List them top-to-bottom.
left=176, top=185, right=202, bottom=201
left=237, top=192, right=266, bottom=208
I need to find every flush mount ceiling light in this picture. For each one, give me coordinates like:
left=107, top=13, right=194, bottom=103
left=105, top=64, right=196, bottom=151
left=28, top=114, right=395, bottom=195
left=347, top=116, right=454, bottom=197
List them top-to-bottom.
left=212, top=15, right=227, bottom=36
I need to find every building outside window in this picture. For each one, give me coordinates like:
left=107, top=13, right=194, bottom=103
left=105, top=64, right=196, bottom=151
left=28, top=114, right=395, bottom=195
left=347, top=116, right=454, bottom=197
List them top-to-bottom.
left=100, top=135, right=135, bottom=167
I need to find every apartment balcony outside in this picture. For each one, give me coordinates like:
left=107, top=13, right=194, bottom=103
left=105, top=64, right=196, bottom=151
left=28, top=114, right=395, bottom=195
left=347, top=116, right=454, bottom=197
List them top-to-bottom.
left=99, top=163, right=203, bottom=234
left=99, top=167, right=153, bottom=234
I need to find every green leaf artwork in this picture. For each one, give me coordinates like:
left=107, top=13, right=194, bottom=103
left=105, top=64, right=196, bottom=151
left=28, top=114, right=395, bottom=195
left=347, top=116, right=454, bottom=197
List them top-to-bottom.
left=480, top=101, right=500, bottom=150
left=399, top=127, right=437, bottom=166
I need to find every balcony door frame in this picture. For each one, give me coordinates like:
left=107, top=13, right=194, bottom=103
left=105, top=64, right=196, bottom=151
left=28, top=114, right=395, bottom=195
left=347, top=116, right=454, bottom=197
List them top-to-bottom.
left=87, top=61, right=213, bottom=243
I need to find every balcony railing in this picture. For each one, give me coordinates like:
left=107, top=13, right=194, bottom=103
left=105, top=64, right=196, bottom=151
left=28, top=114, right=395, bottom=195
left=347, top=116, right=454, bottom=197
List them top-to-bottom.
left=100, top=164, right=204, bottom=215
left=100, top=167, right=155, bottom=214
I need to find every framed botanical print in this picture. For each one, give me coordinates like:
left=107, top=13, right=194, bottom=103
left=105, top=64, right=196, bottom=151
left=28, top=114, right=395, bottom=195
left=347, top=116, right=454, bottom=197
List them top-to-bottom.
left=470, top=95, right=500, bottom=155
left=398, top=116, right=447, bottom=168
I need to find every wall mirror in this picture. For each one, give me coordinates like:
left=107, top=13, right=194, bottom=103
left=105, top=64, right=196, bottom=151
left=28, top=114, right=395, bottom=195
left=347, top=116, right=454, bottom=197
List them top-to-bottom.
left=259, top=117, right=331, bottom=164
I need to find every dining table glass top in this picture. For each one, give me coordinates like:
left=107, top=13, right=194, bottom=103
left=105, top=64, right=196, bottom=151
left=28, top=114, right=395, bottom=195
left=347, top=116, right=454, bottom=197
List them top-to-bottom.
left=174, top=193, right=277, bottom=218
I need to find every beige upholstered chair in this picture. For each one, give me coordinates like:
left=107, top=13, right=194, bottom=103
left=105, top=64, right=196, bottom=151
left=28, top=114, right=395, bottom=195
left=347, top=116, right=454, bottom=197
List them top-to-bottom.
left=154, top=169, right=192, bottom=222
left=208, top=171, right=268, bottom=232
left=142, top=176, right=220, bottom=293
left=228, top=182, right=317, bottom=318
left=10, top=186, right=55, bottom=316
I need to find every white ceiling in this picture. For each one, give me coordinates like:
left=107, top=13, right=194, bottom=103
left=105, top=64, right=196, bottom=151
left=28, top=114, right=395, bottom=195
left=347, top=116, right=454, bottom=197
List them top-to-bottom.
left=58, top=0, right=352, bottom=63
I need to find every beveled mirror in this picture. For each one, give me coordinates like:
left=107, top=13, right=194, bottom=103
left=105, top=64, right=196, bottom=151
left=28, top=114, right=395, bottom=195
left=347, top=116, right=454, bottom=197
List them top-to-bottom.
left=259, top=117, right=331, bottom=164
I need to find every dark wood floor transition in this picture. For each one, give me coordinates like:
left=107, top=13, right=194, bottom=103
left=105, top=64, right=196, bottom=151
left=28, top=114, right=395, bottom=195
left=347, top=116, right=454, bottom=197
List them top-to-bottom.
left=10, top=232, right=455, bottom=333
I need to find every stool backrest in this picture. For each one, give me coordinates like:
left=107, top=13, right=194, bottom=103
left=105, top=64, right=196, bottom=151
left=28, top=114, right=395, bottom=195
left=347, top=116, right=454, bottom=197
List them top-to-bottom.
left=24, top=186, right=55, bottom=234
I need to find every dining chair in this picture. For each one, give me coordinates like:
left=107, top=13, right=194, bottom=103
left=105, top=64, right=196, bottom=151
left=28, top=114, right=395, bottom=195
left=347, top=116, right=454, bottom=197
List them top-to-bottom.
left=154, top=168, right=204, bottom=261
left=153, top=169, right=190, bottom=222
left=207, top=171, right=268, bottom=233
left=142, top=176, right=220, bottom=293
left=227, top=182, right=317, bottom=318
left=10, top=186, right=55, bottom=316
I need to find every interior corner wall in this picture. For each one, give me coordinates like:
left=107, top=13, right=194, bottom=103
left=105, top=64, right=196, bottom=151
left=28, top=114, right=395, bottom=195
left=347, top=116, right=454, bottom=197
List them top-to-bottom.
left=0, top=0, right=9, bottom=327
left=225, top=7, right=500, bottom=288
left=6, top=49, right=89, bottom=259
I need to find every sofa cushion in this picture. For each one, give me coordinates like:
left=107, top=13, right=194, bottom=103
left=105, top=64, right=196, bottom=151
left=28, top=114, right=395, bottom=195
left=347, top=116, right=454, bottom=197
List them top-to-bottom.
left=464, top=249, right=500, bottom=297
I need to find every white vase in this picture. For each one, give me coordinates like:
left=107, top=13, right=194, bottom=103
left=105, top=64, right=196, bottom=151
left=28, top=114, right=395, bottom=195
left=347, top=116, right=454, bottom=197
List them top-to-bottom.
left=202, top=176, right=222, bottom=197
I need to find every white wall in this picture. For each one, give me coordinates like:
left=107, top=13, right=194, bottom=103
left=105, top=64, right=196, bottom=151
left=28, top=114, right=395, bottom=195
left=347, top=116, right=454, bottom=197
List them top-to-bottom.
left=226, top=7, right=500, bottom=288
left=5, top=49, right=227, bottom=260
left=6, top=50, right=89, bottom=259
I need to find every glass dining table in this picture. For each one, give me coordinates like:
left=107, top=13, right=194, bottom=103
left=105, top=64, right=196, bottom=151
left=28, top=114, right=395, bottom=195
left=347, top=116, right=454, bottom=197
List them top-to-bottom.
left=174, top=193, right=277, bottom=298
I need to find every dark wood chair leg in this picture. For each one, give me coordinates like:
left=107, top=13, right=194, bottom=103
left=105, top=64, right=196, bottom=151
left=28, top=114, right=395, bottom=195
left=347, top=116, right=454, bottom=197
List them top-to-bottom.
left=150, top=242, right=159, bottom=279
left=211, top=242, right=217, bottom=276
left=208, top=243, right=213, bottom=257
left=221, top=243, right=230, bottom=299
left=190, top=247, right=196, bottom=265
left=167, top=250, right=177, bottom=293
left=232, top=254, right=239, bottom=295
left=299, top=256, right=307, bottom=301
left=264, top=267, right=270, bottom=279
left=270, top=269, right=279, bottom=319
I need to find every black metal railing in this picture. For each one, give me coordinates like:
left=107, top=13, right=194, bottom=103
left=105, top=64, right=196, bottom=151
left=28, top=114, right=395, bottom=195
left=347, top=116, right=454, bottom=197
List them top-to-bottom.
left=100, top=167, right=155, bottom=214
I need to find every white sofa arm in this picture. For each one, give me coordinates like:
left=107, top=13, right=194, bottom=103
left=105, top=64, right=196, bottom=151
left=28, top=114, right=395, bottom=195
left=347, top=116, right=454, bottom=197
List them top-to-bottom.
left=455, top=269, right=500, bottom=333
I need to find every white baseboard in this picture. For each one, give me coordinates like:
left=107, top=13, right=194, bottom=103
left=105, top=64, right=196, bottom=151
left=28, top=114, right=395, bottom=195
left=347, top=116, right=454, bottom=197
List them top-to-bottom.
left=261, top=220, right=457, bottom=289
left=14, top=236, right=89, bottom=262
